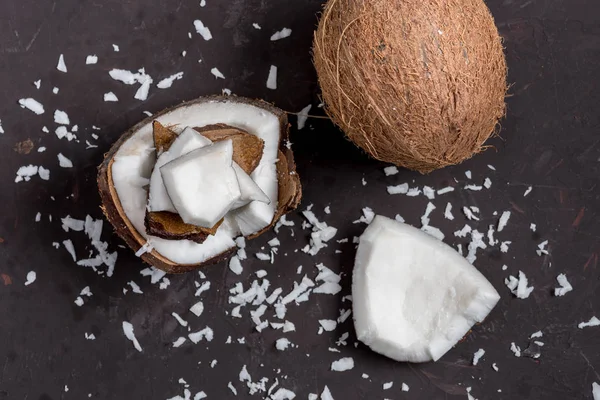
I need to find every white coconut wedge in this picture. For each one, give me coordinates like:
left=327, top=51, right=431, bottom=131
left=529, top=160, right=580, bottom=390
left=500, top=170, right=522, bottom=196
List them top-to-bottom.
left=98, top=96, right=302, bottom=273
left=352, top=215, right=500, bottom=363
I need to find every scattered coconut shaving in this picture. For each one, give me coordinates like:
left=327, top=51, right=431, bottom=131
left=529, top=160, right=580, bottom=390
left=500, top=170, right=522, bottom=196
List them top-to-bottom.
left=194, top=20, right=213, bottom=40
left=270, top=28, right=292, bottom=41
left=56, top=54, right=67, bottom=72
left=86, top=55, right=98, bottom=64
left=266, top=65, right=278, bottom=90
left=211, top=67, right=225, bottom=79
left=157, top=72, right=184, bottom=89
left=104, top=92, right=118, bottom=102
left=18, top=98, right=45, bottom=115
left=297, top=104, right=312, bottom=130
left=57, top=153, right=73, bottom=168
left=498, top=211, right=511, bottom=232
left=24, top=271, right=36, bottom=286
left=505, top=271, right=534, bottom=299
left=554, top=274, right=573, bottom=296
left=578, top=316, right=600, bottom=329
left=122, top=321, right=142, bottom=352
left=472, top=348, right=485, bottom=365
left=330, top=357, right=354, bottom=371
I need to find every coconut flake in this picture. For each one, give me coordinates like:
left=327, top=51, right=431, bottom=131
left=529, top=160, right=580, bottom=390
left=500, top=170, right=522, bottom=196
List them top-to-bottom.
left=194, top=20, right=212, bottom=40
left=270, top=28, right=292, bottom=41
left=57, top=54, right=67, bottom=72
left=86, top=55, right=98, bottom=64
left=266, top=65, right=278, bottom=90
left=211, top=67, right=225, bottom=79
left=157, top=72, right=184, bottom=89
left=52, top=87, right=59, bottom=94
left=104, top=92, right=118, bottom=102
left=18, top=98, right=45, bottom=114
left=297, top=104, right=312, bottom=130
left=0, top=119, right=4, bottom=134
left=57, top=153, right=73, bottom=168
left=383, top=166, right=398, bottom=176
left=483, top=178, right=492, bottom=189
left=387, top=183, right=409, bottom=195
left=465, top=184, right=482, bottom=191
left=437, top=186, right=454, bottom=195
left=524, top=186, right=533, bottom=196
left=444, top=202, right=454, bottom=220
left=353, top=207, right=375, bottom=224
left=463, top=207, right=479, bottom=221
left=497, top=211, right=511, bottom=232
left=63, top=239, right=77, bottom=261
left=536, top=240, right=549, bottom=256
left=228, top=256, right=244, bottom=275
left=24, top=271, right=36, bottom=286
left=505, top=271, right=534, bottom=299
left=554, top=273, right=573, bottom=296
left=190, top=301, right=204, bottom=317
left=172, top=312, right=188, bottom=327
left=578, top=316, right=600, bottom=329
left=319, top=319, right=337, bottom=332
left=122, top=321, right=142, bottom=352
left=189, top=327, right=214, bottom=343
left=85, top=333, right=96, bottom=340
left=275, top=338, right=292, bottom=351
left=510, top=342, right=521, bottom=357
left=472, top=348, right=485, bottom=365
left=331, top=357, right=354, bottom=372
left=383, top=382, right=393, bottom=390
left=593, top=382, right=600, bottom=400
left=401, top=383, right=409, bottom=392
left=320, top=386, right=334, bottom=400
left=271, top=388, right=296, bottom=400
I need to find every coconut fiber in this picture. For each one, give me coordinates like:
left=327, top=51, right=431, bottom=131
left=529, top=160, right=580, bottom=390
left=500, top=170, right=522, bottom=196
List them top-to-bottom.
left=313, top=0, right=508, bottom=173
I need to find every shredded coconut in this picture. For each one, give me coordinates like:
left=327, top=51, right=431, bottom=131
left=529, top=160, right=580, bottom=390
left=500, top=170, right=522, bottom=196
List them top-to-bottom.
left=194, top=20, right=213, bottom=40
left=270, top=28, right=292, bottom=41
left=57, top=54, right=67, bottom=72
left=86, top=55, right=98, bottom=64
left=266, top=65, right=278, bottom=90
left=211, top=67, right=225, bottom=79
left=157, top=72, right=184, bottom=89
left=104, top=92, right=118, bottom=102
left=18, top=98, right=45, bottom=115
left=297, top=104, right=312, bottom=130
left=57, top=153, right=73, bottom=168
left=498, top=211, right=511, bottom=232
left=24, top=271, right=36, bottom=286
left=505, top=271, right=534, bottom=299
left=554, top=273, right=573, bottom=296
left=578, top=316, right=600, bottom=329
left=122, top=321, right=142, bottom=352
left=472, top=348, right=485, bottom=365
left=331, top=357, right=354, bottom=372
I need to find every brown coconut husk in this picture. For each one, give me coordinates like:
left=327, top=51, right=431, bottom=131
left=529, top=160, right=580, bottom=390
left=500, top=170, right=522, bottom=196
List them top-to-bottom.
left=313, top=0, right=508, bottom=173
left=97, top=95, right=302, bottom=273
left=145, top=122, right=265, bottom=243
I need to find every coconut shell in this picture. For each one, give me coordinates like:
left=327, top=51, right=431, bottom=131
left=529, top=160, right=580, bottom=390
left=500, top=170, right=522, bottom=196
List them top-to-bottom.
left=313, top=0, right=508, bottom=173
left=97, top=95, right=302, bottom=273
left=145, top=122, right=264, bottom=243
left=195, top=124, right=265, bottom=174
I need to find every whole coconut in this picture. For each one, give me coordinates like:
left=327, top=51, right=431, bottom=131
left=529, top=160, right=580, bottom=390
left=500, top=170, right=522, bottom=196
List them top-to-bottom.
left=313, top=0, right=507, bottom=173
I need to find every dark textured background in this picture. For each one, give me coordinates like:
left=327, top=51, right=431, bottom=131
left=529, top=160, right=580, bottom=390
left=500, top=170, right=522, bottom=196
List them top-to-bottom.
left=1, top=0, right=600, bottom=399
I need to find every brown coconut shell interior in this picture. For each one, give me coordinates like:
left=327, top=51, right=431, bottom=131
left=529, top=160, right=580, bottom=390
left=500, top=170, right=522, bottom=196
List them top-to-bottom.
left=97, top=96, right=302, bottom=273
left=145, top=121, right=265, bottom=244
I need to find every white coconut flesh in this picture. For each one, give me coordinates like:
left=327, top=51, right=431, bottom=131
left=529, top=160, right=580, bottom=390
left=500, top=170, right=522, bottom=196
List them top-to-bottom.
left=111, top=100, right=280, bottom=265
left=148, top=127, right=213, bottom=213
left=160, top=140, right=242, bottom=228
left=231, top=163, right=270, bottom=210
left=352, top=215, right=500, bottom=363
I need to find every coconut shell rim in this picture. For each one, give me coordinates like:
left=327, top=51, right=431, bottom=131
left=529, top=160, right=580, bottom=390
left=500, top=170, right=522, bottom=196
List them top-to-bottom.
left=97, top=95, right=302, bottom=274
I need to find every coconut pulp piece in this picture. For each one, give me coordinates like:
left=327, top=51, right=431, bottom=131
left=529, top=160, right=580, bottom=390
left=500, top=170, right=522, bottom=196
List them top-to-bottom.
left=98, top=96, right=301, bottom=273
left=146, top=121, right=266, bottom=243
left=160, top=140, right=241, bottom=228
left=231, top=163, right=270, bottom=210
left=352, top=215, right=500, bottom=363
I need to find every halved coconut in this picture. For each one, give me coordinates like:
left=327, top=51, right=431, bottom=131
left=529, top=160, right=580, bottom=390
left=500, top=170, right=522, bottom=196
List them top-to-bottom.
left=97, top=95, right=302, bottom=273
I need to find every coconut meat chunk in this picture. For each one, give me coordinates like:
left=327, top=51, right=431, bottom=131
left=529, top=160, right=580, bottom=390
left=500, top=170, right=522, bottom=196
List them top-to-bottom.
left=110, top=99, right=282, bottom=265
left=148, top=127, right=212, bottom=213
left=160, top=140, right=241, bottom=228
left=231, top=163, right=270, bottom=210
left=352, top=215, right=500, bottom=363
